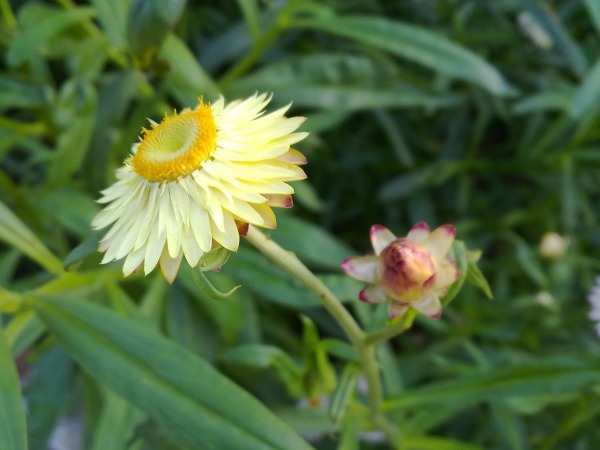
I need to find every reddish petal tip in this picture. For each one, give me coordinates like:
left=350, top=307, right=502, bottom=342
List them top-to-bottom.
left=411, top=222, right=430, bottom=232
left=370, top=224, right=387, bottom=234
left=438, top=224, right=456, bottom=237
left=340, top=257, right=352, bottom=272
left=358, top=286, right=372, bottom=303
left=429, top=309, right=443, bottom=320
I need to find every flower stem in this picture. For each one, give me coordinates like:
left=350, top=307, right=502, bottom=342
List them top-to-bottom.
left=245, top=226, right=401, bottom=446
left=246, top=226, right=364, bottom=346
left=364, top=309, right=416, bottom=346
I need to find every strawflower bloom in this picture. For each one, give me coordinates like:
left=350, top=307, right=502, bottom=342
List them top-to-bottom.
left=92, top=93, right=308, bottom=283
left=341, top=223, right=460, bottom=319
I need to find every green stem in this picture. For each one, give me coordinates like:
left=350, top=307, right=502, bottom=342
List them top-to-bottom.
left=0, top=0, right=16, bottom=30
left=245, top=226, right=401, bottom=446
left=246, top=226, right=364, bottom=346
left=364, top=309, right=416, bottom=346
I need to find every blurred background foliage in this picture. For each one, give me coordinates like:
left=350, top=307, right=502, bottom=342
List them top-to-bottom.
left=1, top=0, right=600, bottom=449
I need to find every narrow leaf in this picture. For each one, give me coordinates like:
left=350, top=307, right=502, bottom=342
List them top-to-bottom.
left=91, top=0, right=132, bottom=49
left=126, top=0, right=186, bottom=64
left=584, top=0, right=600, bottom=34
left=292, top=16, right=516, bottom=96
left=160, top=33, right=220, bottom=104
left=569, top=57, right=600, bottom=120
left=0, top=199, right=64, bottom=274
left=28, top=294, right=313, bottom=450
left=0, top=324, right=28, bottom=450
left=385, top=357, right=600, bottom=411
left=329, top=364, right=360, bottom=424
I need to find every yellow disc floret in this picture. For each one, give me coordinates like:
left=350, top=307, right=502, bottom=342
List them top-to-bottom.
left=131, top=102, right=217, bottom=182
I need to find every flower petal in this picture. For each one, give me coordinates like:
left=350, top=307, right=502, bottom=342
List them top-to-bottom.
left=265, top=194, right=293, bottom=208
left=406, top=221, right=430, bottom=244
left=424, top=224, right=456, bottom=260
left=370, top=225, right=396, bottom=255
left=122, top=247, right=145, bottom=276
left=159, top=247, right=183, bottom=284
left=341, top=256, right=378, bottom=282
left=435, top=258, right=461, bottom=290
left=358, top=284, right=387, bottom=303
left=412, top=295, right=442, bottom=319
left=387, top=301, right=409, bottom=319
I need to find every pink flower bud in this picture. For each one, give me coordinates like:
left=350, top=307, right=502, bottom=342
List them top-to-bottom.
left=341, top=222, right=460, bottom=320
left=378, top=239, right=436, bottom=302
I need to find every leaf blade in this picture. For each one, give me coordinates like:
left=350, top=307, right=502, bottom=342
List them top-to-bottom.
left=292, top=16, right=516, bottom=96
left=28, top=294, right=313, bottom=450
left=0, top=324, right=28, bottom=450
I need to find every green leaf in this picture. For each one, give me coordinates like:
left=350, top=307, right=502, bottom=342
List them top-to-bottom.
left=91, top=0, right=132, bottom=49
left=126, top=0, right=186, bottom=64
left=236, top=0, right=261, bottom=43
left=523, top=0, right=587, bottom=77
left=584, top=0, right=600, bottom=34
left=7, top=4, right=95, bottom=66
left=292, top=16, right=516, bottom=96
left=160, top=33, right=220, bottom=104
left=229, top=53, right=460, bottom=110
left=569, top=57, right=600, bottom=120
left=0, top=75, right=49, bottom=110
left=49, top=79, right=97, bottom=183
left=513, top=88, right=573, bottom=115
left=379, top=161, right=461, bottom=201
left=35, top=187, right=100, bottom=239
left=0, top=199, right=64, bottom=274
left=270, top=213, right=355, bottom=270
left=62, top=231, right=103, bottom=271
left=513, top=237, right=548, bottom=287
left=226, top=246, right=321, bottom=308
left=466, top=260, right=493, bottom=300
left=29, top=294, right=313, bottom=450
left=4, top=310, right=46, bottom=356
left=300, top=316, right=336, bottom=400
left=0, top=323, right=28, bottom=450
left=220, top=344, right=305, bottom=399
left=24, top=346, right=77, bottom=450
left=384, top=356, right=600, bottom=411
left=329, top=364, right=360, bottom=424
left=90, top=388, right=146, bottom=450
left=403, top=436, right=485, bottom=450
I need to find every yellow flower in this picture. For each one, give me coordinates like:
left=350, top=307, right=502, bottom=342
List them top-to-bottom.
left=92, top=93, right=308, bottom=283
left=341, top=223, right=460, bottom=319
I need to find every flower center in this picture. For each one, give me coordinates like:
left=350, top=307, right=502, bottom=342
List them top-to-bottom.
left=131, top=102, right=217, bottom=182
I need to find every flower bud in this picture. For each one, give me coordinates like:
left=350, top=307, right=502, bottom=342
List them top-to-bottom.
left=341, top=222, right=460, bottom=320
left=538, top=232, right=569, bottom=259
left=378, top=239, right=436, bottom=302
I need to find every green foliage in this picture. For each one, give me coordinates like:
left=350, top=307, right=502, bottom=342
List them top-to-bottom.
left=2, top=0, right=600, bottom=448
left=0, top=323, right=27, bottom=450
